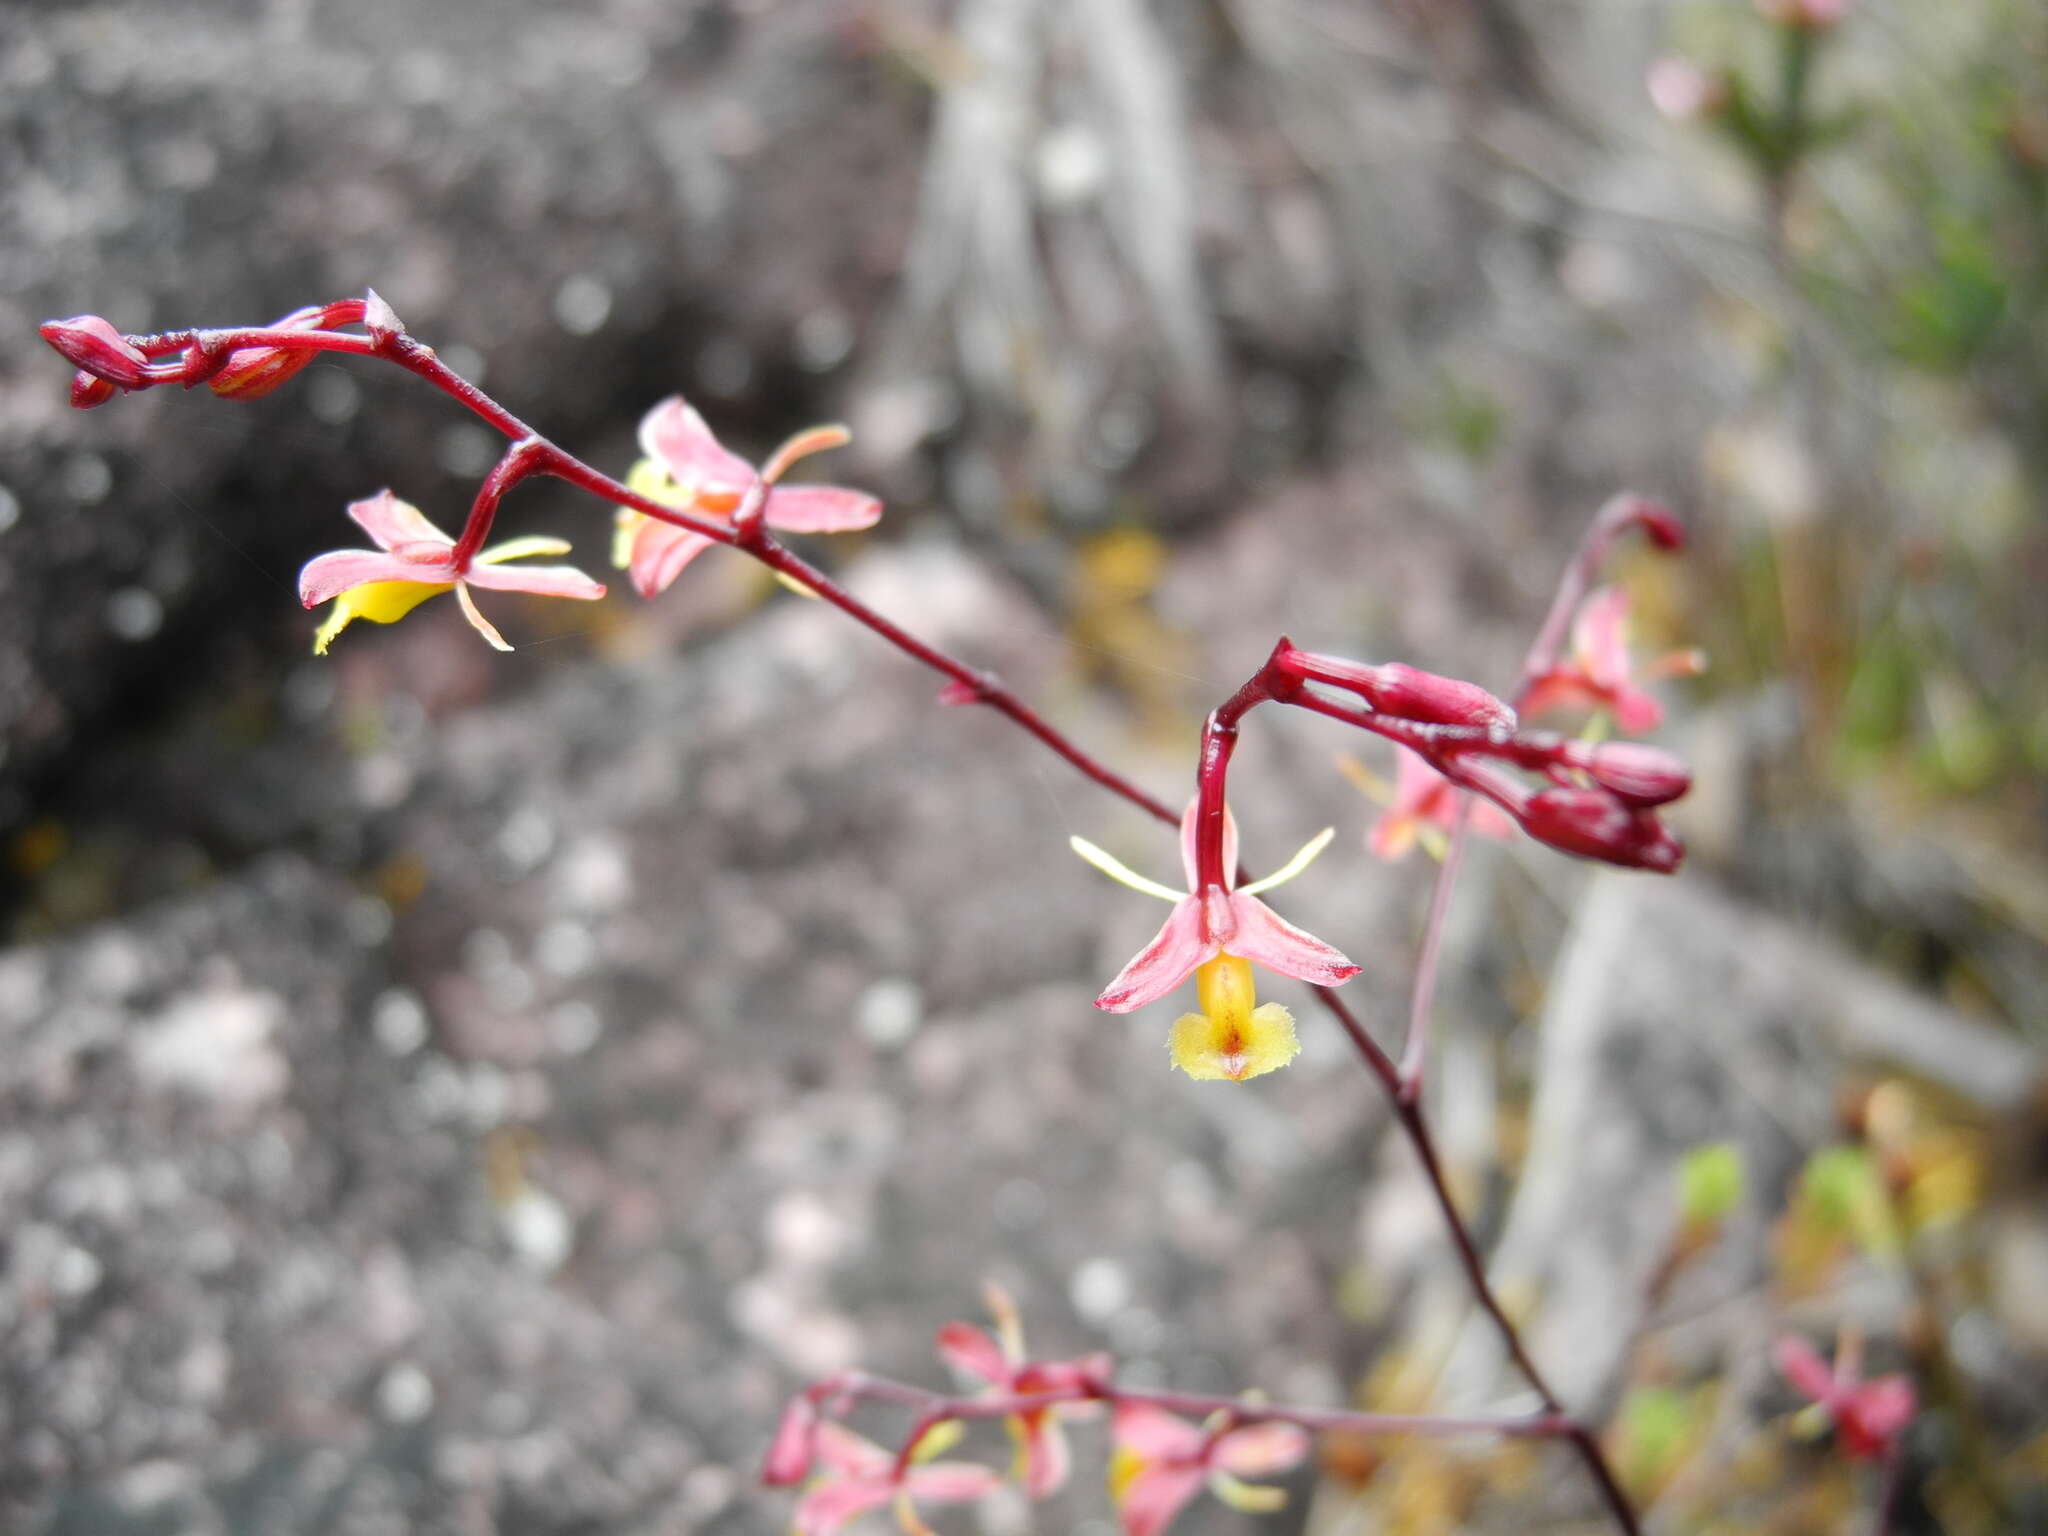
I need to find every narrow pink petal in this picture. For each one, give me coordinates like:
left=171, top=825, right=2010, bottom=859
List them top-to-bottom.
left=638, top=396, right=755, bottom=492
left=765, top=485, right=884, bottom=534
left=346, top=490, right=451, bottom=551
left=628, top=521, right=717, bottom=598
left=298, top=549, right=444, bottom=607
left=462, top=562, right=606, bottom=600
left=455, top=582, right=512, bottom=651
left=1573, top=586, right=1634, bottom=689
left=1518, top=671, right=1600, bottom=723
left=1610, top=684, right=1664, bottom=735
left=1391, top=747, right=1442, bottom=815
left=1470, top=800, right=1518, bottom=841
left=1177, top=801, right=1240, bottom=893
left=1369, top=813, right=1417, bottom=862
left=1224, top=895, right=1360, bottom=987
left=1096, top=899, right=1213, bottom=1013
left=934, top=1323, right=1009, bottom=1386
left=1774, top=1336, right=1838, bottom=1404
left=1849, top=1377, right=1916, bottom=1443
left=761, top=1395, right=820, bottom=1486
left=1111, top=1402, right=1206, bottom=1462
left=1016, top=1412, right=1072, bottom=1499
left=1214, top=1422, right=1311, bottom=1477
left=814, top=1423, right=896, bottom=1480
left=902, top=1462, right=1002, bottom=1503
left=1118, top=1465, right=1206, bottom=1536
left=794, top=1478, right=894, bottom=1536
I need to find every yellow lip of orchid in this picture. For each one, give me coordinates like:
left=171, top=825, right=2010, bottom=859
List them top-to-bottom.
left=1169, top=954, right=1301, bottom=1082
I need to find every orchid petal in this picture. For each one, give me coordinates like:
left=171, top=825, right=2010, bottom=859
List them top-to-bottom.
left=638, top=396, right=754, bottom=493
left=760, top=423, right=852, bottom=484
left=625, top=457, right=694, bottom=510
left=764, top=485, right=885, bottom=534
left=347, top=490, right=451, bottom=551
left=626, top=520, right=717, bottom=598
left=475, top=534, right=574, bottom=564
left=299, top=548, right=446, bottom=606
left=462, top=561, right=606, bottom=601
left=312, top=579, right=451, bottom=655
left=455, top=581, right=513, bottom=651
left=1573, top=586, right=1634, bottom=688
left=1611, top=684, right=1665, bottom=735
left=1177, top=801, right=1239, bottom=892
left=1369, top=813, right=1418, bottom=862
left=1236, top=827, right=1335, bottom=896
left=1070, top=837, right=1187, bottom=903
left=1223, top=895, right=1360, bottom=987
left=1096, top=898, right=1212, bottom=1013
left=1170, top=1000, right=1300, bottom=1082
left=982, top=1280, right=1025, bottom=1364
left=935, top=1323, right=1009, bottom=1386
left=1774, top=1336, right=1838, bottom=1404
left=1111, top=1402, right=1208, bottom=1462
left=1012, top=1412, right=1073, bottom=1498
left=1214, top=1421, right=1312, bottom=1477
left=814, top=1423, right=896, bottom=1480
left=901, top=1461, right=1002, bottom=1502
left=1117, top=1465, right=1208, bottom=1536
left=1207, top=1471, right=1288, bottom=1513
left=794, top=1478, right=894, bottom=1536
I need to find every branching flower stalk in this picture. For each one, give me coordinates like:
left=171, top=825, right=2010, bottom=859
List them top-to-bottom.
left=42, top=296, right=1700, bottom=1536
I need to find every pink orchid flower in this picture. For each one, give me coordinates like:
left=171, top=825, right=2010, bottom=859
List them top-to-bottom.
left=613, top=397, right=882, bottom=597
left=298, top=491, right=605, bottom=654
left=1520, top=585, right=1702, bottom=735
left=1364, top=746, right=1516, bottom=862
left=1073, top=803, right=1358, bottom=1082
left=935, top=1282, right=1111, bottom=1498
left=1775, top=1334, right=1915, bottom=1463
left=1109, top=1403, right=1311, bottom=1536
left=792, top=1421, right=1001, bottom=1536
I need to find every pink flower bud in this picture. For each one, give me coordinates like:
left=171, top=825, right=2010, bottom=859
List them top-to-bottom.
left=40, top=315, right=151, bottom=388
left=208, top=346, right=318, bottom=400
left=70, top=371, right=119, bottom=409
left=1365, top=664, right=1517, bottom=729
left=1578, top=742, right=1692, bottom=807
left=1521, top=788, right=1684, bottom=872
left=760, top=1394, right=820, bottom=1486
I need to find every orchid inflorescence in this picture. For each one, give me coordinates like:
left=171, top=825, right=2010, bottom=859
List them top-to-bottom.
left=40, top=293, right=1749, bottom=1536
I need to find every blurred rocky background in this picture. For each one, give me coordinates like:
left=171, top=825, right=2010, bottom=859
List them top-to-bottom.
left=1, top=1, right=2044, bottom=1532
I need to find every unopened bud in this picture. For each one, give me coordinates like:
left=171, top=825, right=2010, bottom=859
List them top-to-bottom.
left=40, top=315, right=150, bottom=388
left=208, top=346, right=318, bottom=399
left=70, top=371, right=119, bottom=409
left=1365, top=664, right=1516, bottom=730
left=1579, top=742, right=1692, bottom=806
left=1522, top=787, right=1684, bottom=872
left=759, top=1394, right=820, bottom=1486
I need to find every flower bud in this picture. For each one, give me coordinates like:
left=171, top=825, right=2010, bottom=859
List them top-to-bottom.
left=40, top=315, right=150, bottom=388
left=208, top=346, right=318, bottom=399
left=70, top=371, right=119, bottom=409
left=1364, top=664, right=1516, bottom=730
left=1578, top=742, right=1692, bottom=807
left=1521, top=787, right=1684, bottom=872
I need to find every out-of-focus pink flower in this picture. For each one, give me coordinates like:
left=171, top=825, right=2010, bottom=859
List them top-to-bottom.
left=1757, top=0, right=1851, bottom=30
left=1647, top=58, right=1729, bottom=123
left=613, top=398, right=882, bottom=597
left=299, top=490, right=605, bottom=653
left=1520, top=586, right=1702, bottom=734
left=1366, top=746, right=1515, bottom=861
left=1073, top=803, right=1357, bottom=1081
left=936, top=1283, right=1111, bottom=1498
left=1775, top=1334, right=1915, bottom=1462
left=1109, top=1403, right=1311, bottom=1536
left=792, top=1422, right=1001, bottom=1536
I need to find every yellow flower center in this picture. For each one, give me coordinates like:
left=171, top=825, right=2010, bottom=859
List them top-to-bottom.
left=1169, top=954, right=1301, bottom=1082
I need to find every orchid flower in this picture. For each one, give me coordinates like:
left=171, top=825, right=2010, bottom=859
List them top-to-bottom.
left=613, top=397, right=882, bottom=597
left=299, top=491, right=605, bottom=654
left=1520, top=586, right=1703, bottom=735
left=1349, top=746, right=1515, bottom=862
left=1074, top=803, right=1358, bottom=1082
left=936, top=1282, right=1111, bottom=1498
left=1775, top=1334, right=1915, bottom=1463
left=1109, top=1403, right=1311, bottom=1536
left=792, top=1421, right=1001, bottom=1536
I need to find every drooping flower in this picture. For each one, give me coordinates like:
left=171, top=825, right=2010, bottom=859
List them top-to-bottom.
left=613, top=397, right=882, bottom=597
left=299, top=491, right=605, bottom=654
left=1520, top=586, right=1703, bottom=735
left=1353, top=746, right=1515, bottom=862
left=1074, top=803, right=1357, bottom=1081
left=936, top=1282, right=1111, bottom=1498
left=1775, top=1334, right=1915, bottom=1463
left=1109, top=1403, right=1311, bottom=1536
left=792, top=1421, right=1001, bottom=1536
